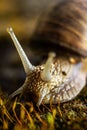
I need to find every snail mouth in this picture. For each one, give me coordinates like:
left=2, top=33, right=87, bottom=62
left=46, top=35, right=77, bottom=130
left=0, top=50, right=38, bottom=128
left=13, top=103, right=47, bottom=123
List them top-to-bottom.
left=21, top=91, right=38, bottom=104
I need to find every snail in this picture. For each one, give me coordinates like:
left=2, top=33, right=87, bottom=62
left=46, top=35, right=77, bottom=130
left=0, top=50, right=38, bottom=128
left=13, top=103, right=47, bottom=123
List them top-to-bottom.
left=7, top=0, right=87, bottom=106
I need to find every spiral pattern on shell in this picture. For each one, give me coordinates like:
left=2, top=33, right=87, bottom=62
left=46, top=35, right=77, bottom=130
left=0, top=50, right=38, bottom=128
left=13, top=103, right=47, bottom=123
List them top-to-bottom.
left=29, top=0, right=87, bottom=57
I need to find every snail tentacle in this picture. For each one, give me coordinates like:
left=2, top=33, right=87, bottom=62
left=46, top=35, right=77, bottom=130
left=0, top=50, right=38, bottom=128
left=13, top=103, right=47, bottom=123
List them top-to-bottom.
left=7, top=27, right=35, bottom=74
left=40, top=52, right=56, bottom=81
left=9, top=85, right=23, bottom=98
left=37, top=87, right=49, bottom=106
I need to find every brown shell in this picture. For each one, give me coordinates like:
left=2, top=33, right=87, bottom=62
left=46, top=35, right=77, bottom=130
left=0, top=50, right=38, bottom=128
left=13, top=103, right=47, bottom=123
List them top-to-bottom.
left=29, top=0, right=87, bottom=57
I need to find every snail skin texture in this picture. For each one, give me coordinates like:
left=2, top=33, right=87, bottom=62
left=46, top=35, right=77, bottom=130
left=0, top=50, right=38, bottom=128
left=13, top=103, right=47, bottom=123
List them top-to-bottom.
left=7, top=27, right=87, bottom=106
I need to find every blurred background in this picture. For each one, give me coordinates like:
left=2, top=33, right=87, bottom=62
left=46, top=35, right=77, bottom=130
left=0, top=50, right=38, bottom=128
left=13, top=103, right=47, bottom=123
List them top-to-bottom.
left=0, top=0, right=58, bottom=95
left=0, top=0, right=58, bottom=37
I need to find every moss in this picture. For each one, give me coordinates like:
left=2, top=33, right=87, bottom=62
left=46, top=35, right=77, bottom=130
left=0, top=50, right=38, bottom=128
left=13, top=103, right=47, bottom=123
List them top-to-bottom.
left=0, top=86, right=87, bottom=130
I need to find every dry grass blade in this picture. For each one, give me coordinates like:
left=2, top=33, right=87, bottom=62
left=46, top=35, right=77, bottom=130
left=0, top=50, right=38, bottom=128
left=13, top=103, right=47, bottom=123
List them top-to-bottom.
left=0, top=98, right=13, bottom=122
left=12, top=99, right=22, bottom=125
left=17, top=102, right=35, bottom=129
left=34, top=109, right=47, bottom=126
left=3, top=119, right=8, bottom=130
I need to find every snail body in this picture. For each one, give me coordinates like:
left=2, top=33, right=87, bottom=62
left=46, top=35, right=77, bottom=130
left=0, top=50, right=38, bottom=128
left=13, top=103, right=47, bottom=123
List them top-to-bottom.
left=7, top=0, right=87, bottom=106
left=14, top=57, right=86, bottom=106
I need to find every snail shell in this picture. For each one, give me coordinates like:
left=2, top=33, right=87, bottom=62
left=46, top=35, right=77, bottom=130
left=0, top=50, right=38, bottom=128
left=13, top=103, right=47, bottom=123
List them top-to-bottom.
left=7, top=0, right=87, bottom=106
left=29, top=0, right=87, bottom=57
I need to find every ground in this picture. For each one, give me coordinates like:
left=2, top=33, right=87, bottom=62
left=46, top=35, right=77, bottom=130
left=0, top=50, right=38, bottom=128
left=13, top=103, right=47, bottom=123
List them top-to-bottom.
left=0, top=85, right=87, bottom=130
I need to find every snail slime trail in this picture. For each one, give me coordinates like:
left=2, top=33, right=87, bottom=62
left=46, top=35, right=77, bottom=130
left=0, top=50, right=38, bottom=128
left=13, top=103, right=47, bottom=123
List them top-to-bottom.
left=7, top=2, right=87, bottom=107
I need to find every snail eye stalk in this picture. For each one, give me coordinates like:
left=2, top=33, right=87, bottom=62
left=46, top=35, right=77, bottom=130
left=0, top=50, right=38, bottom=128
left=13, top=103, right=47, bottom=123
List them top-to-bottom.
left=7, top=27, right=35, bottom=74
left=41, top=52, right=56, bottom=81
